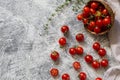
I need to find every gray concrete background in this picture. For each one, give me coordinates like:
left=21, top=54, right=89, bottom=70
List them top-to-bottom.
left=0, top=0, right=119, bottom=80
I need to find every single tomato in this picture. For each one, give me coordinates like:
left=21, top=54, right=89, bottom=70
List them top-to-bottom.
left=91, top=2, right=98, bottom=9
left=83, top=6, right=90, bottom=14
left=77, top=14, right=83, bottom=20
left=103, top=17, right=111, bottom=26
left=96, top=19, right=103, bottom=28
left=61, top=25, right=69, bottom=34
left=94, top=27, right=101, bottom=34
left=76, top=33, right=84, bottom=42
left=59, top=37, right=66, bottom=46
left=93, top=42, right=101, bottom=51
left=76, top=46, right=84, bottom=55
left=69, top=47, right=76, bottom=55
left=98, top=48, right=106, bottom=57
left=50, top=51, right=59, bottom=61
left=84, top=54, right=93, bottom=63
left=101, top=59, right=108, bottom=67
left=92, top=60, right=100, bottom=69
left=73, top=61, right=81, bottom=70
left=50, top=68, right=59, bottom=77
left=78, top=72, right=87, bottom=80
left=62, top=73, right=70, bottom=80
left=95, top=77, right=102, bottom=80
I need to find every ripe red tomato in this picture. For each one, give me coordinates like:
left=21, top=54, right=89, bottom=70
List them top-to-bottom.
left=91, top=2, right=98, bottom=9
left=83, top=6, right=90, bottom=14
left=90, top=8, right=96, bottom=14
left=102, top=9, right=108, bottom=15
left=82, top=12, right=89, bottom=18
left=77, top=14, right=83, bottom=20
left=103, top=17, right=111, bottom=26
left=83, top=18, right=88, bottom=24
left=96, top=19, right=103, bottom=28
left=89, top=21, right=95, bottom=27
left=61, top=25, right=69, bottom=33
left=94, top=27, right=101, bottom=34
left=76, top=33, right=84, bottom=42
left=59, top=37, right=66, bottom=46
left=93, top=42, right=101, bottom=51
left=76, top=46, right=84, bottom=55
left=69, top=47, right=76, bottom=55
left=98, top=48, right=106, bottom=57
left=50, top=51, right=59, bottom=61
left=84, top=54, right=93, bottom=63
left=101, top=59, right=108, bottom=67
left=92, top=60, right=100, bottom=69
left=73, top=61, right=81, bottom=70
left=50, top=68, right=59, bottom=77
left=78, top=72, right=87, bottom=80
left=62, top=73, right=70, bottom=80
left=95, top=77, right=102, bottom=80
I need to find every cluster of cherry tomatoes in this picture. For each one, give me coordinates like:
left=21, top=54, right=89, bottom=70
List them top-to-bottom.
left=77, top=1, right=111, bottom=34
left=49, top=24, right=109, bottom=80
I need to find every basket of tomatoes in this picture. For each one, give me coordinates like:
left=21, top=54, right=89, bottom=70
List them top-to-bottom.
left=77, top=0, right=115, bottom=35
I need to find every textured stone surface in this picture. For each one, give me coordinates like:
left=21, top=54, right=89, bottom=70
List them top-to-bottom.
left=0, top=0, right=119, bottom=80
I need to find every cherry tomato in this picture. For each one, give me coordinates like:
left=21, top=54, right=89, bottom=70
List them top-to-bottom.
left=91, top=2, right=98, bottom=9
left=83, top=6, right=90, bottom=14
left=90, top=8, right=96, bottom=14
left=102, top=9, right=108, bottom=15
left=82, top=12, right=89, bottom=18
left=77, top=14, right=83, bottom=20
left=103, top=17, right=111, bottom=26
left=83, top=18, right=88, bottom=24
left=96, top=19, right=103, bottom=28
left=89, top=21, right=95, bottom=27
left=61, top=25, right=69, bottom=34
left=87, top=25, right=94, bottom=31
left=94, top=27, right=101, bottom=34
left=76, top=33, right=84, bottom=42
left=59, top=37, right=66, bottom=46
left=93, top=42, right=101, bottom=51
left=76, top=46, right=84, bottom=55
left=69, top=47, right=76, bottom=55
left=98, top=48, right=106, bottom=57
left=50, top=51, right=59, bottom=61
left=84, top=54, right=93, bottom=63
left=101, top=59, right=108, bottom=67
left=92, top=60, right=100, bottom=69
left=73, top=61, right=81, bottom=70
left=50, top=68, right=59, bottom=77
left=78, top=72, right=87, bottom=80
left=62, top=73, right=70, bottom=80
left=95, top=77, right=102, bottom=80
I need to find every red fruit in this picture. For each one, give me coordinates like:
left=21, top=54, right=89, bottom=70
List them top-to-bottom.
left=91, top=2, right=98, bottom=9
left=83, top=6, right=90, bottom=14
left=90, top=8, right=96, bottom=14
left=102, top=9, right=108, bottom=15
left=82, top=12, right=89, bottom=18
left=77, top=14, right=83, bottom=20
left=103, top=17, right=111, bottom=26
left=83, top=18, right=88, bottom=24
left=96, top=19, right=103, bottom=28
left=89, top=21, right=95, bottom=27
left=61, top=25, right=69, bottom=33
left=87, top=25, right=94, bottom=31
left=94, top=27, right=101, bottom=34
left=76, top=33, right=84, bottom=42
left=59, top=37, right=66, bottom=46
left=93, top=42, right=101, bottom=51
left=76, top=46, right=84, bottom=55
left=69, top=47, right=76, bottom=55
left=98, top=48, right=106, bottom=57
left=50, top=51, right=59, bottom=61
left=84, top=54, right=93, bottom=63
left=101, top=59, right=108, bottom=67
left=92, top=60, right=100, bottom=69
left=73, top=61, right=81, bottom=70
left=50, top=68, right=59, bottom=77
left=78, top=72, right=87, bottom=80
left=62, top=73, right=70, bottom=80
left=96, top=77, right=102, bottom=80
